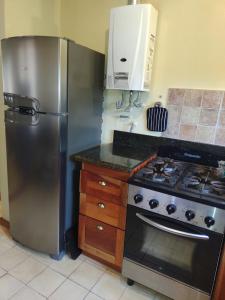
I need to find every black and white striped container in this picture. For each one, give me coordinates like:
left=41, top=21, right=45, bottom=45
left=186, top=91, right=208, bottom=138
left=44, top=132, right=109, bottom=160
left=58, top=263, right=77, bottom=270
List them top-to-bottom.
left=147, top=103, right=168, bottom=132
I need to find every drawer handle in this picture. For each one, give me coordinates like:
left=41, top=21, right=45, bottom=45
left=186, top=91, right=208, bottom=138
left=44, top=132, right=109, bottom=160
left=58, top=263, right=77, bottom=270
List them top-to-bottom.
left=98, top=180, right=107, bottom=187
left=98, top=202, right=105, bottom=209
left=96, top=225, right=104, bottom=231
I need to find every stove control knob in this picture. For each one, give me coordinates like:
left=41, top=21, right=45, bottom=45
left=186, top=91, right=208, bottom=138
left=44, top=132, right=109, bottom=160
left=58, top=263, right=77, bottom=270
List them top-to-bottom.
left=134, top=194, right=143, bottom=204
left=149, top=199, right=159, bottom=209
left=166, top=204, right=176, bottom=215
left=185, top=210, right=195, bottom=221
left=204, top=216, right=215, bottom=228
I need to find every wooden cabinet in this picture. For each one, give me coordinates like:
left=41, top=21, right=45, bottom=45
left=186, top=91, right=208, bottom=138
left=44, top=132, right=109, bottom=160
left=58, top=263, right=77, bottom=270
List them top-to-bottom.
left=78, top=162, right=129, bottom=270
left=80, top=170, right=128, bottom=206
left=80, top=193, right=126, bottom=229
left=79, top=215, right=125, bottom=268
left=213, top=245, right=225, bottom=300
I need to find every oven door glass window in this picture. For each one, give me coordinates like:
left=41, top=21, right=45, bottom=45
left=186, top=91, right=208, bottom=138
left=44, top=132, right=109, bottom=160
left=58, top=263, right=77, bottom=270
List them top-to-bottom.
left=124, top=206, right=223, bottom=294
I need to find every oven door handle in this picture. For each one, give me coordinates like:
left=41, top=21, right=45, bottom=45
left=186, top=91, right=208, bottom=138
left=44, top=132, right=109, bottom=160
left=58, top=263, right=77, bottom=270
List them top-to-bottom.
left=136, top=213, right=209, bottom=240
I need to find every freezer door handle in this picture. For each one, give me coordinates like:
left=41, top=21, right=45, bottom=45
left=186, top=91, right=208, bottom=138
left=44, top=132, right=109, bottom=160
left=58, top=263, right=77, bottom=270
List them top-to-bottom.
left=4, top=93, right=40, bottom=111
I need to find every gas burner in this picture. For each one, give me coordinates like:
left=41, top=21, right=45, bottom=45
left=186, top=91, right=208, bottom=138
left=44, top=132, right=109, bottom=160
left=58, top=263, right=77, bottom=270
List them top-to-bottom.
left=134, top=157, right=187, bottom=187
left=164, top=164, right=176, bottom=174
left=178, top=165, right=225, bottom=200
left=142, top=168, right=154, bottom=176
left=153, top=174, right=166, bottom=182
left=185, top=176, right=201, bottom=187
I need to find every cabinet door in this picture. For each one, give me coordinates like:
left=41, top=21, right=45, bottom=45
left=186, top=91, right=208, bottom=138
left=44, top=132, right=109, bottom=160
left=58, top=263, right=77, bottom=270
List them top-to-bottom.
left=80, top=170, right=128, bottom=206
left=80, top=193, right=126, bottom=229
left=78, top=215, right=124, bottom=268
left=213, top=246, right=225, bottom=300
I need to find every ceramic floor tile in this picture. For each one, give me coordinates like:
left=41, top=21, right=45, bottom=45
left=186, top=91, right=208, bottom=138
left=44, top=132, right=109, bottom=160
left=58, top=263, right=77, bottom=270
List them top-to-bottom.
left=0, top=226, right=12, bottom=241
left=0, top=233, right=16, bottom=248
left=0, top=238, right=13, bottom=256
left=15, top=242, right=38, bottom=256
left=0, top=246, right=28, bottom=271
left=29, top=250, right=54, bottom=266
left=78, top=254, right=88, bottom=261
left=50, top=255, right=83, bottom=277
left=9, top=257, right=46, bottom=283
left=85, top=257, right=108, bottom=271
left=70, top=261, right=105, bottom=290
left=0, top=267, right=6, bottom=278
left=28, top=268, right=66, bottom=297
left=92, top=270, right=126, bottom=300
left=0, top=274, right=24, bottom=300
left=49, top=279, right=88, bottom=300
left=120, top=284, right=156, bottom=300
left=10, top=286, right=46, bottom=300
left=85, top=292, right=102, bottom=300
left=154, top=294, right=172, bottom=300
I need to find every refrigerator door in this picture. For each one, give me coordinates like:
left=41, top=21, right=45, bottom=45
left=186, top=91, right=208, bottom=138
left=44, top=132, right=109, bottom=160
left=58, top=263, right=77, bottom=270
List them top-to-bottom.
left=1, top=36, right=67, bottom=114
left=65, top=42, right=104, bottom=231
left=5, top=109, right=67, bottom=255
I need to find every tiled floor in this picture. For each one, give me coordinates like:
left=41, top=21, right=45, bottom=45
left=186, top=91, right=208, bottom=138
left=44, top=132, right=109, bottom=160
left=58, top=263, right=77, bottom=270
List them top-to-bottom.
left=0, top=225, right=171, bottom=300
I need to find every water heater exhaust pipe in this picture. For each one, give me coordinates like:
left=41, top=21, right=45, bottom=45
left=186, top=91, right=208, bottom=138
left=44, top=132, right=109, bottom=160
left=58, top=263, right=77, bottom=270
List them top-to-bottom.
left=128, top=0, right=138, bottom=5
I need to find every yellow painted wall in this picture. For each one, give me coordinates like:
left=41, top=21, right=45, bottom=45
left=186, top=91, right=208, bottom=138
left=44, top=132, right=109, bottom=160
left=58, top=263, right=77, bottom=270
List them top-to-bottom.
left=4, top=0, right=61, bottom=37
left=61, top=0, right=127, bottom=54
left=151, top=0, right=225, bottom=103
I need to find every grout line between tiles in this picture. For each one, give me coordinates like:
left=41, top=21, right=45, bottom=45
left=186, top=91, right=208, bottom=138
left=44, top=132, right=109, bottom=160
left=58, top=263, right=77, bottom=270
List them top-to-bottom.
left=213, top=91, right=224, bottom=144
left=46, top=276, right=69, bottom=299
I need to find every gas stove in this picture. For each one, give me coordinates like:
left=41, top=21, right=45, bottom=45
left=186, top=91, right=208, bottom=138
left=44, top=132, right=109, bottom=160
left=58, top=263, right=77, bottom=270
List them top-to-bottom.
left=124, top=155, right=225, bottom=300
left=132, top=156, right=225, bottom=205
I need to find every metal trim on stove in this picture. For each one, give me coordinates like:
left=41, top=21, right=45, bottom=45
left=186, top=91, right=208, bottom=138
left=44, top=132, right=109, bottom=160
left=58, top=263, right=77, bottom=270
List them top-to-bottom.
left=129, top=185, right=225, bottom=234
left=122, top=258, right=210, bottom=300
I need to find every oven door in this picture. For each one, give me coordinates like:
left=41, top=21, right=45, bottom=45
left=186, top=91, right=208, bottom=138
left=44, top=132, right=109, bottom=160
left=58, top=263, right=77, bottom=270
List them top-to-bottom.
left=124, top=206, right=223, bottom=294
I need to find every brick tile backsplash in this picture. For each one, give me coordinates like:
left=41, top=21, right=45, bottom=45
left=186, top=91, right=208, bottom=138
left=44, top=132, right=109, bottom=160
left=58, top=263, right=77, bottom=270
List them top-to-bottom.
left=163, top=88, right=225, bottom=146
left=167, top=89, right=185, bottom=105
left=184, top=89, right=202, bottom=107
left=202, top=90, right=223, bottom=109
left=199, top=109, right=219, bottom=126
left=219, top=110, right=225, bottom=127
left=179, top=125, right=197, bottom=141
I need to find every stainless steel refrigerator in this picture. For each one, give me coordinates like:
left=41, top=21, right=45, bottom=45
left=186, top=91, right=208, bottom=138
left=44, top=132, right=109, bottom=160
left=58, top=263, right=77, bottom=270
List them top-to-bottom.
left=1, top=36, right=104, bottom=258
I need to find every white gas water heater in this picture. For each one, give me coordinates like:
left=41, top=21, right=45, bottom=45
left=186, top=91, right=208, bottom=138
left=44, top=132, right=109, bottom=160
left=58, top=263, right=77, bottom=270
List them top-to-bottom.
left=106, top=1, right=158, bottom=91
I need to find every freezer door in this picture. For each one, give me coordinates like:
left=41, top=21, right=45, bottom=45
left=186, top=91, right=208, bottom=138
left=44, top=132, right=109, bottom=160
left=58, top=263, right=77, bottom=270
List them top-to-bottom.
left=1, top=36, right=67, bottom=113
left=5, top=110, right=67, bottom=255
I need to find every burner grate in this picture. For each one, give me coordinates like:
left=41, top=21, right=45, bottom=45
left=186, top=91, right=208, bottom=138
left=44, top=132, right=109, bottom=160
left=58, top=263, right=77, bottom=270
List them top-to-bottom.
left=135, top=157, right=187, bottom=187
left=179, top=165, right=225, bottom=200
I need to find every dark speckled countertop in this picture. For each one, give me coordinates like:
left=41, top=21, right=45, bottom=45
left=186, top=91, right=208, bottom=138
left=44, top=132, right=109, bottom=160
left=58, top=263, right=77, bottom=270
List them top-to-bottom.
left=71, top=130, right=225, bottom=173
left=71, top=143, right=156, bottom=172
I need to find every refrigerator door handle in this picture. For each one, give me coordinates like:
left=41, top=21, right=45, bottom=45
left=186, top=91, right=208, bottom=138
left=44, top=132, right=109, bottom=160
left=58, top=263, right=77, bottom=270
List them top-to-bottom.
left=4, top=93, right=40, bottom=111
left=5, top=109, right=40, bottom=126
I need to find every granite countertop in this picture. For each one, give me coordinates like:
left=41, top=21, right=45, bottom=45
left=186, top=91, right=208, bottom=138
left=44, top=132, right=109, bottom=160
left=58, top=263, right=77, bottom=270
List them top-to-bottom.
left=71, top=143, right=156, bottom=172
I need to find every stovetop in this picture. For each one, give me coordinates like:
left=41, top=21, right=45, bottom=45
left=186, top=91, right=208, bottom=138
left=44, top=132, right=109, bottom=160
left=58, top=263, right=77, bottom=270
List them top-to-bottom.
left=131, top=156, right=225, bottom=208
left=135, top=157, right=187, bottom=187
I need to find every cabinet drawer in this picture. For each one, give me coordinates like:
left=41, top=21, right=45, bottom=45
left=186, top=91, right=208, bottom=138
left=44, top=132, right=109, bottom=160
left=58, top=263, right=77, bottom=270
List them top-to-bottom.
left=80, top=170, right=128, bottom=206
left=80, top=193, right=126, bottom=229
left=78, top=215, right=124, bottom=268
